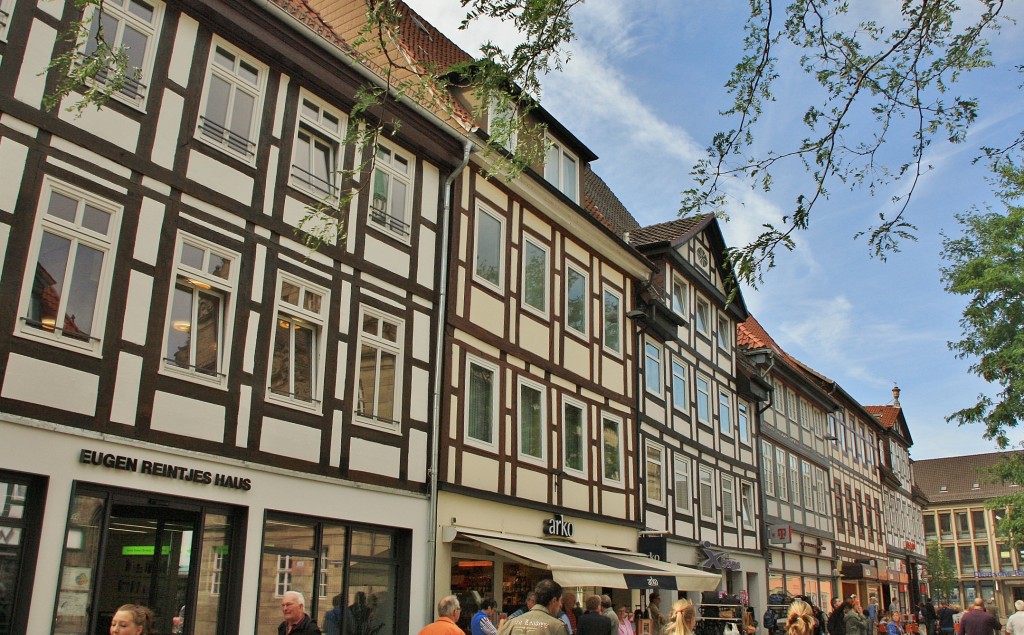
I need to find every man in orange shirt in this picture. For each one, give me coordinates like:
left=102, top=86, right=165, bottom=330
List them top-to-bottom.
left=419, top=596, right=464, bottom=635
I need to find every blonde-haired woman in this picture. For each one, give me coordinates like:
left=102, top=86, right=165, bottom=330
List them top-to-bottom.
left=664, top=599, right=697, bottom=635
left=786, top=600, right=816, bottom=635
left=110, top=604, right=154, bottom=635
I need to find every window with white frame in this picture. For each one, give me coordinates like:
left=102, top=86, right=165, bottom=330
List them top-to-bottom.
left=0, top=0, right=14, bottom=39
left=81, top=0, right=164, bottom=106
left=198, top=40, right=265, bottom=161
left=291, top=93, right=345, bottom=199
left=487, top=98, right=517, bottom=153
left=544, top=137, right=578, bottom=202
left=370, top=143, right=413, bottom=238
left=18, top=179, right=120, bottom=353
left=474, top=206, right=504, bottom=289
left=163, top=235, right=237, bottom=381
left=522, top=237, right=548, bottom=314
left=565, top=264, right=588, bottom=336
left=671, top=274, right=687, bottom=316
left=269, top=276, right=327, bottom=407
left=603, top=289, right=621, bottom=353
left=695, top=298, right=710, bottom=337
left=355, top=309, right=403, bottom=427
left=717, top=315, right=731, bottom=351
left=644, top=342, right=662, bottom=394
left=466, top=358, right=497, bottom=446
left=671, top=360, right=688, bottom=411
left=696, top=375, right=711, bottom=424
left=773, top=379, right=784, bottom=413
left=519, top=380, right=545, bottom=460
left=786, top=389, right=798, bottom=424
left=719, top=390, right=733, bottom=436
left=799, top=397, right=811, bottom=430
left=563, top=399, right=586, bottom=474
left=738, top=401, right=750, bottom=443
left=602, top=415, right=622, bottom=482
left=760, top=440, right=775, bottom=496
left=646, top=442, right=664, bottom=504
left=775, top=447, right=788, bottom=498
left=674, top=454, right=691, bottom=513
left=788, top=454, right=800, bottom=505
left=802, top=461, right=813, bottom=511
left=699, top=466, right=714, bottom=520
left=816, top=467, right=828, bottom=513
left=722, top=474, right=736, bottom=525
left=740, top=481, right=755, bottom=529
left=210, top=546, right=225, bottom=595
left=275, top=554, right=292, bottom=596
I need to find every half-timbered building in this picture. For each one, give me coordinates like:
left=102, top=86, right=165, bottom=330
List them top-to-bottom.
left=0, top=0, right=469, bottom=631
left=628, top=217, right=767, bottom=607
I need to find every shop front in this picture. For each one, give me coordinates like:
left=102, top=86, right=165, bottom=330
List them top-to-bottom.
left=0, top=418, right=430, bottom=635
left=435, top=493, right=721, bottom=631
left=766, top=530, right=836, bottom=613
left=840, top=561, right=884, bottom=610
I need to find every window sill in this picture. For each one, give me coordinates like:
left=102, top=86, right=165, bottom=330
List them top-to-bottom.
left=194, top=130, right=258, bottom=167
left=16, top=325, right=103, bottom=357
left=160, top=363, right=229, bottom=390
left=266, top=391, right=322, bottom=415
left=353, top=414, right=401, bottom=435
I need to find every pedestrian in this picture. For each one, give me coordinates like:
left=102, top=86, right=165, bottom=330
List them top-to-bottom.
left=498, top=579, right=569, bottom=635
left=279, top=591, right=322, bottom=635
left=562, top=591, right=580, bottom=634
left=649, top=592, right=665, bottom=634
left=509, top=593, right=538, bottom=620
left=419, top=595, right=463, bottom=635
left=579, top=595, right=614, bottom=635
left=602, top=596, right=619, bottom=629
left=845, top=597, right=869, bottom=635
left=472, top=598, right=500, bottom=635
left=829, top=598, right=851, bottom=635
left=923, top=598, right=938, bottom=635
left=665, top=599, right=697, bottom=635
left=959, top=599, right=1000, bottom=635
left=787, top=600, right=816, bottom=635
left=1004, top=600, right=1024, bottom=635
left=938, top=601, right=956, bottom=635
left=109, top=604, right=155, bottom=635
left=617, top=605, right=636, bottom=635
left=888, top=612, right=906, bottom=635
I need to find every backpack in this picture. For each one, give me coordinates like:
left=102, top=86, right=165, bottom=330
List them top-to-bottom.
left=764, top=609, right=778, bottom=631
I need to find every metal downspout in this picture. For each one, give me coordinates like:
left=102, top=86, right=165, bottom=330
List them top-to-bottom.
left=426, top=140, right=473, bottom=617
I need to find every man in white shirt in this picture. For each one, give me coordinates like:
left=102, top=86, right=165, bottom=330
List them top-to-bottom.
left=1004, top=600, right=1024, bottom=635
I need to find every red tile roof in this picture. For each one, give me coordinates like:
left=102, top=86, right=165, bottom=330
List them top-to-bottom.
left=627, top=216, right=710, bottom=247
left=864, top=405, right=900, bottom=429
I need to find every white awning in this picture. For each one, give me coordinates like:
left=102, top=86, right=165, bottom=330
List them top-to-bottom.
left=454, top=531, right=722, bottom=591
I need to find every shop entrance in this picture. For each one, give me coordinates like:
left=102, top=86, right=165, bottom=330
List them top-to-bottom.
left=93, top=503, right=199, bottom=635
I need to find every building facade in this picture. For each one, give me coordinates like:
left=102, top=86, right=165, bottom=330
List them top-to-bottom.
left=0, top=0, right=468, bottom=631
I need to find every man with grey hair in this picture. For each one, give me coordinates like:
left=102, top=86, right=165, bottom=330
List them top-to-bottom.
left=279, top=590, right=322, bottom=634
left=419, top=595, right=464, bottom=635
left=601, top=595, right=618, bottom=628
left=1004, top=600, right=1024, bottom=635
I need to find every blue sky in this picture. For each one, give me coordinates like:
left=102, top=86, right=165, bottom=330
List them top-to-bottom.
left=404, top=1, right=1024, bottom=460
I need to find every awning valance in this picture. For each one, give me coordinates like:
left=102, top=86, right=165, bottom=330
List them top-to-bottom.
left=454, top=531, right=721, bottom=591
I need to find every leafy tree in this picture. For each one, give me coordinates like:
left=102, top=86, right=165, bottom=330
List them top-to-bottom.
left=940, top=161, right=1024, bottom=447
left=985, top=456, right=1024, bottom=548
left=925, top=540, right=957, bottom=601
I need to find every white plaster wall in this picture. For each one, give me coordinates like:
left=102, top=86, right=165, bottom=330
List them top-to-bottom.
left=167, top=15, right=198, bottom=86
left=15, top=21, right=55, bottom=108
left=152, top=90, right=184, bottom=169
left=58, top=102, right=140, bottom=153
left=0, top=136, right=27, bottom=212
left=186, top=150, right=254, bottom=205
left=134, top=198, right=165, bottom=265
left=121, top=271, right=153, bottom=345
left=110, top=353, right=143, bottom=426
left=2, top=354, right=98, bottom=415
left=150, top=391, right=226, bottom=442
left=259, top=416, right=320, bottom=463
left=349, top=436, right=401, bottom=478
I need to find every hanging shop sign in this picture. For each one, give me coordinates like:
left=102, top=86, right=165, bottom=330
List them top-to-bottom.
left=78, top=448, right=252, bottom=491
left=543, top=514, right=574, bottom=538
left=767, top=524, right=793, bottom=544
left=699, top=541, right=741, bottom=570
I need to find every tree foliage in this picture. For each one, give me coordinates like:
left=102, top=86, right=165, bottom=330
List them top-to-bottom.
left=940, top=161, right=1024, bottom=447
left=985, top=454, right=1024, bottom=550
left=925, top=540, right=957, bottom=600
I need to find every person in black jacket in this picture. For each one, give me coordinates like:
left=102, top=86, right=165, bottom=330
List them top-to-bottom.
left=279, top=591, right=323, bottom=635
left=579, top=595, right=614, bottom=635
left=828, top=598, right=851, bottom=635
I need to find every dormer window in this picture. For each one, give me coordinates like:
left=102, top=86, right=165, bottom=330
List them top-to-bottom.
left=544, top=136, right=578, bottom=202
left=940, top=485, right=948, bottom=492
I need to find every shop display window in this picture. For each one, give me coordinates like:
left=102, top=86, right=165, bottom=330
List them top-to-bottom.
left=0, top=471, right=45, bottom=635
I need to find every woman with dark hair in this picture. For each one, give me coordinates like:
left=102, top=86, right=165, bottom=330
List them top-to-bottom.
left=844, top=597, right=869, bottom=635
left=110, top=604, right=155, bottom=635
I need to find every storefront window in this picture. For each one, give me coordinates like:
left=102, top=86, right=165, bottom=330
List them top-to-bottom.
left=0, top=472, right=43, bottom=635
left=54, top=492, right=107, bottom=634
left=193, top=512, right=235, bottom=633
left=258, top=514, right=406, bottom=635
left=451, top=557, right=494, bottom=631
left=501, top=563, right=547, bottom=614
left=767, top=573, right=785, bottom=604
left=786, top=576, right=802, bottom=599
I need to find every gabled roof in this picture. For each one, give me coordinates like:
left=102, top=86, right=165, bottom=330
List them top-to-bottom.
left=582, top=167, right=641, bottom=237
left=627, top=217, right=709, bottom=247
left=737, top=315, right=838, bottom=410
left=864, top=391, right=914, bottom=447
left=864, top=405, right=899, bottom=428
left=914, top=451, right=1022, bottom=504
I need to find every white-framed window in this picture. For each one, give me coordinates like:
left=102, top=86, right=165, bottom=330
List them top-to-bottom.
left=0, top=0, right=14, bottom=40
left=81, top=0, right=164, bottom=107
left=197, top=39, right=266, bottom=162
left=291, top=92, right=346, bottom=200
left=487, top=97, right=517, bottom=153
left=544, top=136, right=579, bottom=202
left=370, top=142, right=414, bottom=239
left=17, top=178, right=120, bottom=354
left=474, top=205, right=504, bottom=289
left=162, top=234, right=237, bottom=383
left=522, top=237, right=548, bottom=315
left=565, top=264, right=588, bottom=336
left=671, top=274, right=688, bottom=316
left=268, top=275, right=328, bottom=410
left=603, top=288, right=622, bottom=354
left=695, top=298, right=710, bottom=337
left=355, top=309, right=404, bottom=429
left=717, top=315, right=731, bottom=351
left=644, top=341, right=662, bottom=395
left=465, top=357, right=498, bottom=447
left=671, top=360, right=688, bottom=411
left=696, top=375, right=711, bottom=424
left=518, top=379, right=545, bottom=462
left=773, top=379, right=785, bottom=413
left=719, top=389, right=733, bottom=436
left=786, top=389, right=798, bottom=423
left=799, top=397, right=811, bottom=430
left=562, top=398, right=586, bottom=474
left=738, top=401, right=750, bottom=444
left=602, top=414, right=623, bottom=483
left=761, top=440, right=775, bottom=496
left=646, top=441, right=665, bottom=504
left=775, top=447, right=788, bottom=498
left=673, top=454, right=691, bottom=513
left=789, top=454, right=800, bottom=505
left=802, top=461, right=813, bottom=511
left=699, top=466, right=714, bottom=520
left=815, top=467, right=828, bottom=513
left=722, top=474, right=736, bottom=525
left=740, top=481, right=755, bottom=529
left=210, top=546, right=225, bottom=595
left=318, top=548, right=329, bottom=599
left=275, top=554, right=292, bottom=596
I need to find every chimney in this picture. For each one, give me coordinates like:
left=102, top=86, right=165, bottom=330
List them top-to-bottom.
left=892, top=385, right=901, bottom=407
